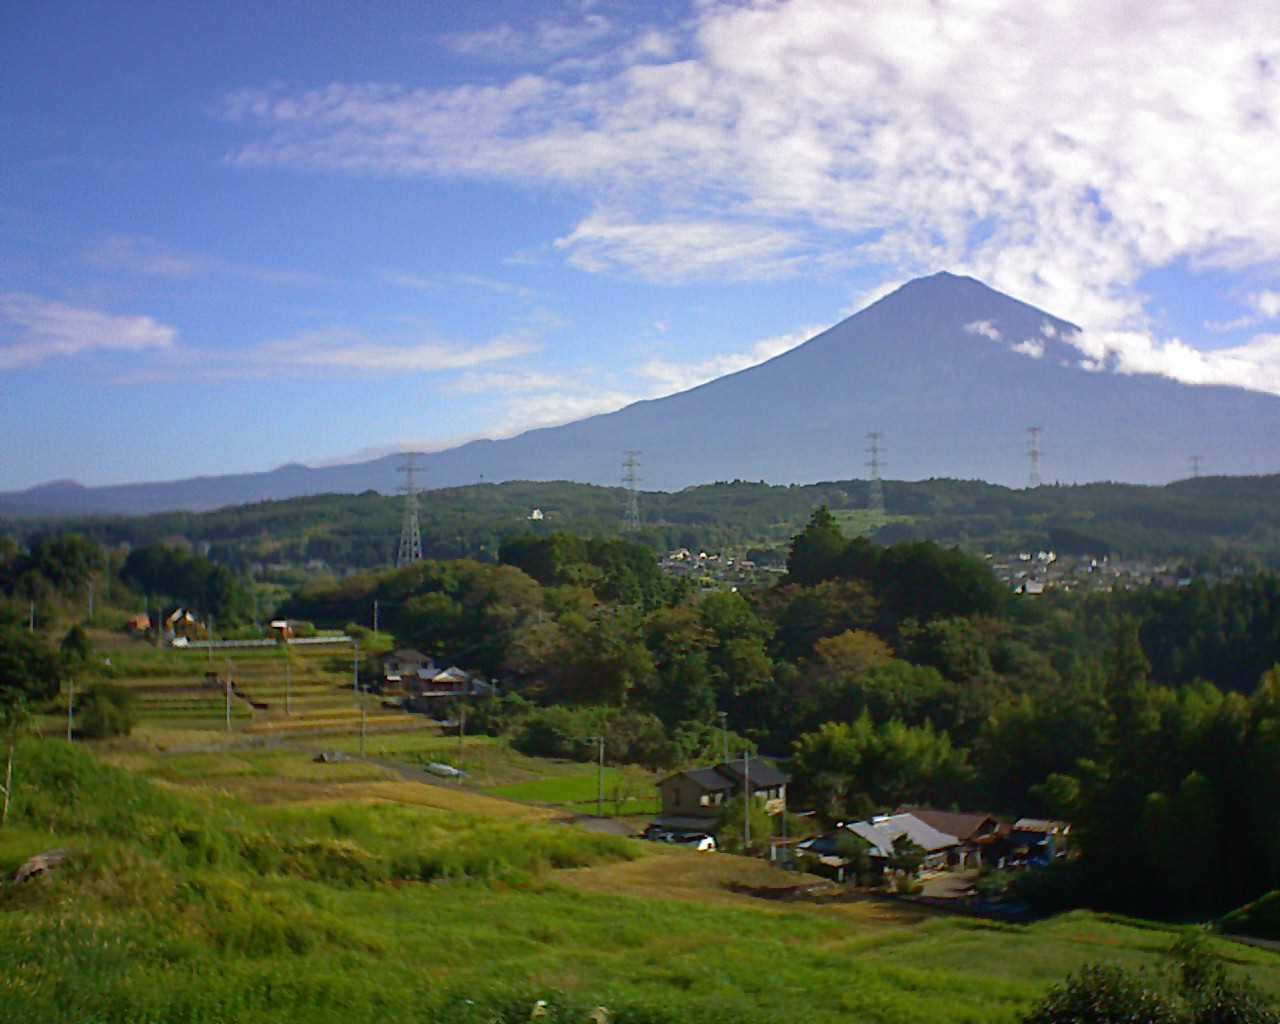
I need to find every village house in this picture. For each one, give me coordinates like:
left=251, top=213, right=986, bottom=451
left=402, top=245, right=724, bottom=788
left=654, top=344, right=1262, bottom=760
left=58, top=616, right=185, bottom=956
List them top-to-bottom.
left=164, top=607, right=207, bottom=641
left=381, top=648, right=435, bottom=691
left=384, top=648, right=495, bottom=709
left=653, top=758, right=789, bottom=833
left=895, top=807, right=1007, bottom=868
left=797, top=812, right=961, bottom=875
left=1008, top=818, right=1071, bottom=865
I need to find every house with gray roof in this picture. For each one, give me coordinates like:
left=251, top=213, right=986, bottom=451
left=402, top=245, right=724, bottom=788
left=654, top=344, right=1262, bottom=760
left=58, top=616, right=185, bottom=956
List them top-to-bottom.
left=653, top=758, right=788, bottom=833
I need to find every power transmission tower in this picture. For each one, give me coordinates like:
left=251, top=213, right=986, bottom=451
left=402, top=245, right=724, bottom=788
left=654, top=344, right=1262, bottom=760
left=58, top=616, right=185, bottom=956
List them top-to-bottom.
left=1027, top=427, right=1043, bottom=489
left=866, top=432, right=885, bottom=513
left=621, top=450, right=642, bottom=531
left=396, top=452, right=424, bottom=567
left=1189, top=455, right=1203, bottom=479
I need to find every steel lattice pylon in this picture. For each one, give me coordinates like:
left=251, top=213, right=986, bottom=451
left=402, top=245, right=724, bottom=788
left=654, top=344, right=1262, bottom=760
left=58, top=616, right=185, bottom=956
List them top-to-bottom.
left=396, top=453, right=423, bottom=567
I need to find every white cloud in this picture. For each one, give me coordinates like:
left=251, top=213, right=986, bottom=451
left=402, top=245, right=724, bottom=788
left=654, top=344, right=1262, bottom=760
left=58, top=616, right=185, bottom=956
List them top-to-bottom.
left=223, top=0, right=1280, bottom=382
left=445, top=14, right=615, bottom=62
left=554, top=215, right=808, bottom=282
left=85, top=235, right=321, bottom=286
left=384, top=270, right=536, bottom=298
left=1252, top=291, right=1280, bottom=320
left=0, top=293, right=174, bottom=369
left=964, top=319, right=1002, bottom=342
left=454, top=323, right=825, bottom=438
left=634, top=324, right=822, bottom=392
left=117, top=326, right=536, bottom=383
left=255, top=329, right=536, bottom=374
left=1062, top=329, right=1280, bottom=394
left=1012, top=338, right=1045, bottom=359
left=453, top=370, right=571, bottom=394
left=491, top=386, right=642, bottom=435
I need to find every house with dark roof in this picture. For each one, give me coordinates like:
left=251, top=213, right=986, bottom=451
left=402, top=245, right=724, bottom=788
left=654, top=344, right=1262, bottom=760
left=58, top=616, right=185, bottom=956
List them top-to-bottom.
left=382, top=648, right=435, bottom=691
left=654, top=758, right=788, bottom=832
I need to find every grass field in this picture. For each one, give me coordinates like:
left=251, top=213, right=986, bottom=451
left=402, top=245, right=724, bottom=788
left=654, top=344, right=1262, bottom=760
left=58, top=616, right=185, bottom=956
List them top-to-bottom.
left=14, top=634, right=1278, bottom=1022
left=3, top=739, right=1280, bottom=1024
left=488, top=769, right=661, bottom=817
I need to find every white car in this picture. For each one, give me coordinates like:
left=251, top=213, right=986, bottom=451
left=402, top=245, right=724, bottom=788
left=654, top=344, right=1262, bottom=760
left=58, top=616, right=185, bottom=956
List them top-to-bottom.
left=425, top=762, right=467, bottom=779
left=672, top=833, right=717, bottom=852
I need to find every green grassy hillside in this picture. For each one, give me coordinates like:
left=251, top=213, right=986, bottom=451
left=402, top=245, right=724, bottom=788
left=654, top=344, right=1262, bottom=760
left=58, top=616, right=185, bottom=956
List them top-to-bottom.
left=3, top=740, right=1279, bottom=1024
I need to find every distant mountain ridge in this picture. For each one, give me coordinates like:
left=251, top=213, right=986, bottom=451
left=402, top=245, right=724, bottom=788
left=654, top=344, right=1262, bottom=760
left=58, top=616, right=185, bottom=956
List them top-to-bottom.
left=4, top=272, right=1279, bottom=518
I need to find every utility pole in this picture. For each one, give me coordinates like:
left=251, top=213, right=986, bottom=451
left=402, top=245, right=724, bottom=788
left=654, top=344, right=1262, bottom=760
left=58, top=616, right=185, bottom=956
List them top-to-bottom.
left=1027, top=426, right=1043, bottom=489
left=866, top=432, right=885, bottom=514
left=621, top=451, right=642, bottom=531
left=1189, top=455, right=1203, bottom=479
left=87, top=580, right=94, bottom=622
left=373, top=599, right=379, bottom=635
left=28, top=600, right=34, bottom=633
left=207, top=614, right=214, bottom=667
left=353, top=639, right=360, bottom=694
left=285, top=657, right=292, bottom=716
left=225, top=659, right=233, bottom=733
left=66, top=679, right=74, bottom=742
left=360, top=699, right=367, bottom=758
left=457, top=700, right=466, bottom=767
left=717, top=711, right=729, bottom=764
left=584, top=734, right=605, bottom=816
left=597, top=734, right=605, bottom=817
left=743, top=749, right=751, bottom=851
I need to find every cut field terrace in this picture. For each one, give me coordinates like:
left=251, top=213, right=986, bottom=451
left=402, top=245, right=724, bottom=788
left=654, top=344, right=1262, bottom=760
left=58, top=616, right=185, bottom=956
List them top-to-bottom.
left=101, top=634, right=436, bottom=740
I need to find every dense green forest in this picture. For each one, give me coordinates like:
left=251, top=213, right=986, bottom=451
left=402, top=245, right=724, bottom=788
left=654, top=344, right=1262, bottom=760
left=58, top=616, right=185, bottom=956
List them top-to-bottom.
left=5, top=474, right=1280, bottom=579
left=6, top=498, right=1280, bottom=923
left=273, top=514, right=1280, bottom=920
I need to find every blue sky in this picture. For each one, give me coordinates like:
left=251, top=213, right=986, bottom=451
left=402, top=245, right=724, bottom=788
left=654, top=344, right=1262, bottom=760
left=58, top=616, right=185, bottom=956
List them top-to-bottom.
left=3, top=0, right=1279, bottom=490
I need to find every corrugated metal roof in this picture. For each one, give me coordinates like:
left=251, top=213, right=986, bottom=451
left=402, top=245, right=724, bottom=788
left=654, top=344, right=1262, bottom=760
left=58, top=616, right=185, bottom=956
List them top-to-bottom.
left=846, top=813, right=959, bottom=856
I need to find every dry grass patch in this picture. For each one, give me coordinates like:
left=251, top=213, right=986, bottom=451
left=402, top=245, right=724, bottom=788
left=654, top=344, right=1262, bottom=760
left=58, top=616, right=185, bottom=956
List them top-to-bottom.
left=357, top=780, right=562, bottom=820
left=560, top=848, right=940, bottom=928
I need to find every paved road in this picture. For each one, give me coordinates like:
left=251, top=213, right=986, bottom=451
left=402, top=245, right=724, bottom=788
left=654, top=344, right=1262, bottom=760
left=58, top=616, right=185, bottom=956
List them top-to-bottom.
left=558, top=815, right=637, bottom=837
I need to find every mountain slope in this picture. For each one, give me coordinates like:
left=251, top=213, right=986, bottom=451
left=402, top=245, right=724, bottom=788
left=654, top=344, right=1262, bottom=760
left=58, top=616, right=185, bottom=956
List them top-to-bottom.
left=4, top=272, right=1279, bottom=516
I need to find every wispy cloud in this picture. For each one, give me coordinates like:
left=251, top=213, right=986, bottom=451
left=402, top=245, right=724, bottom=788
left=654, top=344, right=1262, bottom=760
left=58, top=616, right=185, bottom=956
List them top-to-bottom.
left=222, top=0, right=1280, bottom=379
left=445, top=14, right=616, bottom=63
left=555, top=215, right=809, bottom=282
left=85, top=235, right=322, bottom=286
left=385, top=269, right=536, bottom=299
left=1206, top=290, right=1280, bottom=333
left=0, top=293, right=174, bottom=369
left=964, top=320, right=1002, bottom=342
left=451, top=322, right=825, bottom=439
left=634, top=324, right=822, bottom=392
left=115, top=326, right=537, bottom=383
left=257, top=329, right=535, bottom=374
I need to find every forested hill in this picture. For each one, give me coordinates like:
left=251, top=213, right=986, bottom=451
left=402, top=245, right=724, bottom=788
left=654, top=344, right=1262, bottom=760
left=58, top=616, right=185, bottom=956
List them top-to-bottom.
left=5, top=474, right=1280, bottom=574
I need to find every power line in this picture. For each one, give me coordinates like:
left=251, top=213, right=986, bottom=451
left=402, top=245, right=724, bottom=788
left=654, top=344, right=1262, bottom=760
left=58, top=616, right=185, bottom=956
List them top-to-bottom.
left=1027, top=426, right=1043, bottom=489
left=866, top=432, right=885, bottom=513
left=621, top=450, right=642, bottom=531
left=396, top=452, right=424, bottom=567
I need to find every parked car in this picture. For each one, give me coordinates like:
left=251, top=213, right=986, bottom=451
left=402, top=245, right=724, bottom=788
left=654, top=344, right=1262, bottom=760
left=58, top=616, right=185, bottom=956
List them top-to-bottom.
left=425, top=762, right=467, bottom=779
left=672, top=833, right=717, bottom=852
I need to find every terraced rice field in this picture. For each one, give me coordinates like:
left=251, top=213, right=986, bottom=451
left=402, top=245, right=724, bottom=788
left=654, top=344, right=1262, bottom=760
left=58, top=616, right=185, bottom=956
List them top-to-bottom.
left=111, top=641, right=436, bottom=739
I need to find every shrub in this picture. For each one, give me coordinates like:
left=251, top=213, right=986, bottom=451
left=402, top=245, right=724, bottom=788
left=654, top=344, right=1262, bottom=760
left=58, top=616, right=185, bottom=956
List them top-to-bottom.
left=76, top=685, right=136, bottom=739
left=1021, top=933, right=1280, bottom=1024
